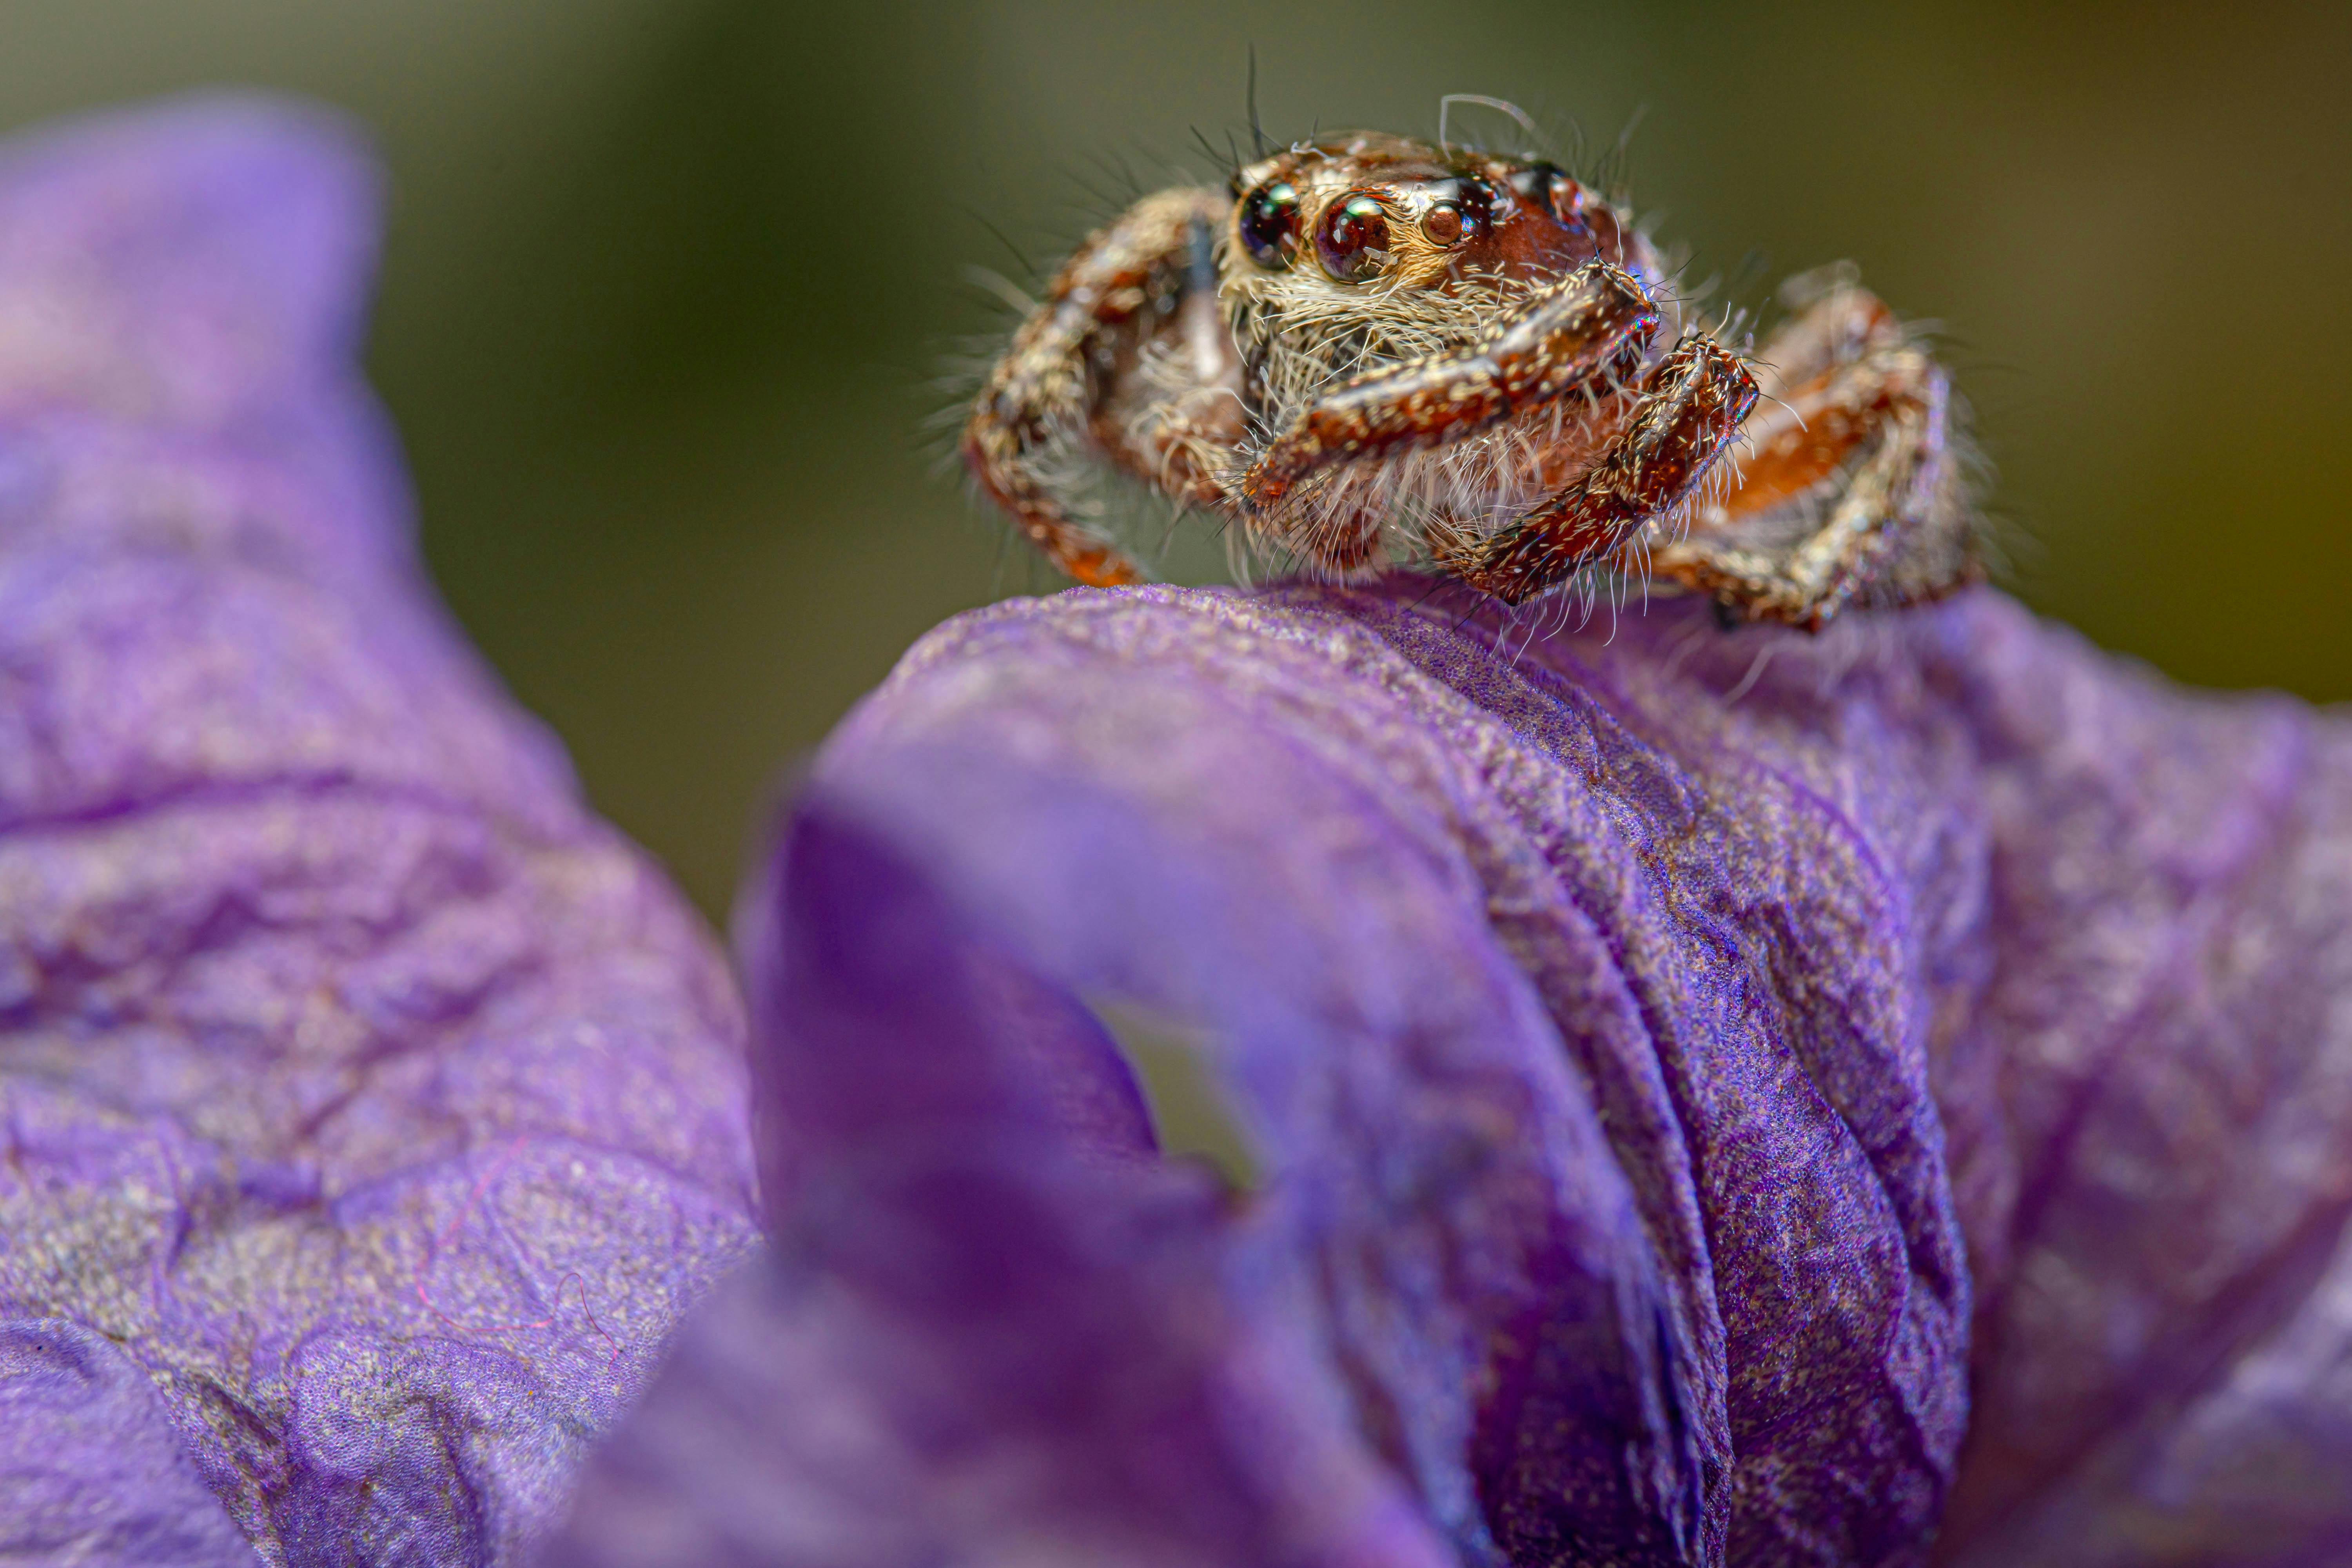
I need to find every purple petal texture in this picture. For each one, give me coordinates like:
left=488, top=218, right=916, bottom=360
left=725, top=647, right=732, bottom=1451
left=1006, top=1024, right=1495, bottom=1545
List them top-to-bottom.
left=11, top=89, right=2348, bottom=1568
left=0, top=99, right=760, bottom=1564
left=550, top=578, right=2352, bottom=1567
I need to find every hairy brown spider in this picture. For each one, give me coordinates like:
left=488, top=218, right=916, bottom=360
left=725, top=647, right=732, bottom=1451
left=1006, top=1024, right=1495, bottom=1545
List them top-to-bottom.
left=962, top=121, right=1980, bottom=628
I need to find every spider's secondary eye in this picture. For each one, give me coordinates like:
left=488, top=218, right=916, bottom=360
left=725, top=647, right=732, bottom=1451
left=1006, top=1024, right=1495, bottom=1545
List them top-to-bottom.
left=1509, top=162, right=1584, bottom=225
left=1420, top=178, right=1495, bottom=247
left=1238, top=181, right=1302, bottom=269
left=1317, top=192, right=1392, bottom=283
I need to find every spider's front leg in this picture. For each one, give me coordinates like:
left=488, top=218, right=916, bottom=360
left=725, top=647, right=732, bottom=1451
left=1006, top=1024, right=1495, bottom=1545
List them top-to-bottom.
left=962, top=187, right=1240, bottom=587
left=1235, top=257, right=1664, bottom=523
left=1649, top=275, right=1975, bottom=628
left=1434, top=331, right=1762, bottom=604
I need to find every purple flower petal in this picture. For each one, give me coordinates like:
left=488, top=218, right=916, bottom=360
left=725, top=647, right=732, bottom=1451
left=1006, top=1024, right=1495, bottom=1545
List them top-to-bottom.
left=0, top=100, right=759, bottom=1564
left=553, top=578, right=2352, bottom=1566
left=1928, top=607, right=2352, bottom=1565
left=0, top=1320, right=260, bottom=1566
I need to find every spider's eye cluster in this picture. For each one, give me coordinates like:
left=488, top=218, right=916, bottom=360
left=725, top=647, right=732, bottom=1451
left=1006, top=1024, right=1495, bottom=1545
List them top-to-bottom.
left=1419, top=178, right=1496, bottom=248
left=1238, top=181, right=1302, bottom=269
left=1316, top=191, right=1392, bottom=284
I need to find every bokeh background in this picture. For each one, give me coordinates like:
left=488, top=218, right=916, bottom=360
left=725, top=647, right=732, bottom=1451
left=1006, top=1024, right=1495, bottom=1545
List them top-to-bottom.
left=7, top=0, right=2348, bottom=918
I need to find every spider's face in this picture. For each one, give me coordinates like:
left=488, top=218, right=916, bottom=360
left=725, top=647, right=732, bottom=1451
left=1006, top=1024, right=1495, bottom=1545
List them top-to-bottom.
left=1221, top=133, right=1644, bottom=396
left=1227, top=134, right=1621, bottom=290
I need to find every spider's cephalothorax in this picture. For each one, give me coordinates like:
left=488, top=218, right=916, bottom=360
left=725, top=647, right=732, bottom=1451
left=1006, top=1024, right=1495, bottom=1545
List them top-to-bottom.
left=962, top=128, right=1979, bottom=629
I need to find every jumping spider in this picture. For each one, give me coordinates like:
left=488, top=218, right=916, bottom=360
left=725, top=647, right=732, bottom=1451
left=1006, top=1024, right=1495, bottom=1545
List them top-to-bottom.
left=962, top=121, right=1979, bottom=628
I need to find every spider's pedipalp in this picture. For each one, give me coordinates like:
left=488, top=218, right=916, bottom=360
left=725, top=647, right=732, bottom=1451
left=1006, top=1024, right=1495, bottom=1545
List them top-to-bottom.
left=1236, top=256, right=1660, bottom=515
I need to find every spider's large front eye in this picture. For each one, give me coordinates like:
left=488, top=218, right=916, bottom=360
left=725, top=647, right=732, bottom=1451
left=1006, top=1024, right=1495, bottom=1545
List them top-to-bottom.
left=1239, top=181, right=1302, bottom=269
left=1316, top=191, right=1392, bottom=283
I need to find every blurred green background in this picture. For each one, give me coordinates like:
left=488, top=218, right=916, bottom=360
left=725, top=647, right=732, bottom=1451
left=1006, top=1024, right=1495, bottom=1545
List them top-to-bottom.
left=6, top=1, right=2348, bottom=918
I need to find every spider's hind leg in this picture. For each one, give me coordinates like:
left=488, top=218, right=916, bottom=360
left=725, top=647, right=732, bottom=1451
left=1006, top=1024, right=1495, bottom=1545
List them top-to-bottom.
left=1646, top=275, right=1978, bottom=629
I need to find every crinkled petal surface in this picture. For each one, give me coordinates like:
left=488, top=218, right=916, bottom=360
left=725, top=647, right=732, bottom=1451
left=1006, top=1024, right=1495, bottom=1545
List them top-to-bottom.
left=0, top=101, right=760, bottom=1564
left=548, top=577, right=2352, bottom=1568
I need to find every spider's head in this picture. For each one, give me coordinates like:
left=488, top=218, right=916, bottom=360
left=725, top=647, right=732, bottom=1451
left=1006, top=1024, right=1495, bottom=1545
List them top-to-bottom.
left=1221, top=133, right=1644, bottom=378
left=1225, top=134, right=1631, bottom=297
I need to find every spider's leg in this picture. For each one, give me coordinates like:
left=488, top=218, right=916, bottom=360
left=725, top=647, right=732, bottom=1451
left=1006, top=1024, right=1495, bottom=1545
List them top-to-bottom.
left=962, top=187, right=1230, bottom=587
left=1089, top=213, right=1250, bottom=512
left=1234, top=256, right=1662, bottom=516
left=1648, top=279, right=1976, bottom=628
left=1434, top=333, right=1760, bottom=604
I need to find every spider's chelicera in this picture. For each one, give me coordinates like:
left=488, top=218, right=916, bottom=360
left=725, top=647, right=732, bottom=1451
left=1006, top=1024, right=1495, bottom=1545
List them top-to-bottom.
left=962, top=123, right=1980, bottom=628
